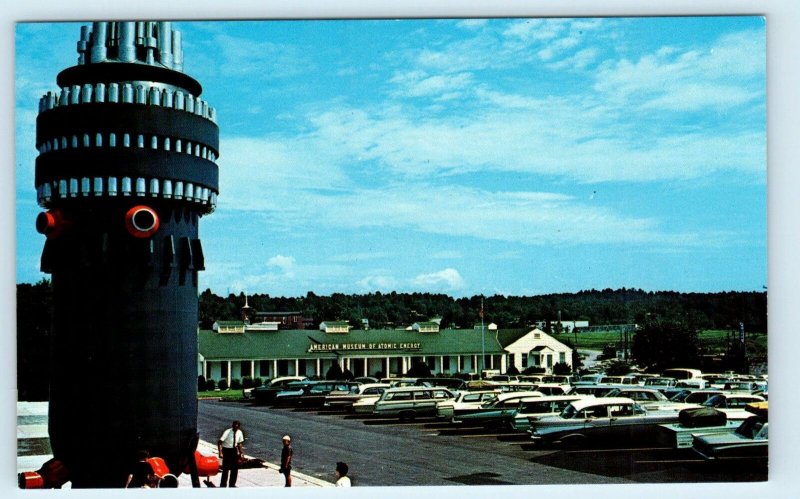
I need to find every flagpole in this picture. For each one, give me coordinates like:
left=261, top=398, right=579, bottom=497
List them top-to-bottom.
left=481, top=297, right=485, bottom=378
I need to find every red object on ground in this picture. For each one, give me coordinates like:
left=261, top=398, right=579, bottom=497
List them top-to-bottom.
left=147, top=457, right=170, bottom=478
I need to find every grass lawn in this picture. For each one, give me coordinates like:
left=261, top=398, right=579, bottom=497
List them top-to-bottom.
left=566, top=329, right=767, bottom=355
left=198, top=389, right=248, bottom=401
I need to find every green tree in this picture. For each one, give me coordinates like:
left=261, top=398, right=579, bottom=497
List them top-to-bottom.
left=632, top=318, right=701, bottom=371
left=325, top=361, right=344, bottom=380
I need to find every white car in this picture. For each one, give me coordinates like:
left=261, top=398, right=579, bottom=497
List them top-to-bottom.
left=323, top=383, right=391, bottom=411
left=436, top=390, right=501, bottom=419
left=511, top=395, right=592, bottom=432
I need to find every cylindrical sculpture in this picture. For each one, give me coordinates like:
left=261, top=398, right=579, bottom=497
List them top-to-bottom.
left=33, top=21, right=218, bottom=488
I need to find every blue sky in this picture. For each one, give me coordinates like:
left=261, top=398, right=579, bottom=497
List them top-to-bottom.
left=15, top=17, right=767, bottom=297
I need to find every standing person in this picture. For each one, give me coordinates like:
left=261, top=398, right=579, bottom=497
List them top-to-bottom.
left=217, top=421, right=244, bottom=488
left=279, top=435, right=293, bottom=487
left=335, top=462, right=351, bottom=487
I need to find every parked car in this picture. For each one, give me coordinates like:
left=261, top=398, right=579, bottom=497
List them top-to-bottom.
left=662, top=368, right=703, bottom=381
left=541, top=375, right=577, bottom=385
left=598, top=375, right=639, bottom=386
left=251, top=376, right=308, bottom=404
left=642, top=377, right=679, bottom=393
left=414, top=378, right=468, bottom=391
left=274, top=380, right=361, bottom=408
left=323, top=383, right=391, bottom=411
left=571, top=384, right=621, bottom=397
left=372, top=386, right=457, bottom=421
left=602, top=387, right=684, bottom=410
left=671, top=389, right=723, bottom=405
left=436, top=390, right=502, bottom=419
left=451, top=391, right=542, bottom=423
left=699, top=393, right=766, bottom=420
left=511, top=395, right=590, bottom=432
left=528, top=397, right=683, bottom=447
left=692, top=403, right=768, bottom=460
left=658, top=406, right=741, bottom=448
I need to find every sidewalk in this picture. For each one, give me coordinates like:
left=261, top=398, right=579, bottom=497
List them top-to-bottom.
left=17, top=402, right=332, bottom=488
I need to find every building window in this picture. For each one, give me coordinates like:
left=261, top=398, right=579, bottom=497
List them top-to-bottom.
left=559, top=352, right=566, bottom=364
left=509, top=353, right=515, bottom=367
left=521, top=353, right=528, bottom=367
left=442, top=356, right=450, bottom=370
left=259, top=360, right=271, bottom=376
left=241, top=362, right=252, bottom=377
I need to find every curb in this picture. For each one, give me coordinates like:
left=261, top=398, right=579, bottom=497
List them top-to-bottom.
left=195, top=439, right=334, bottom=487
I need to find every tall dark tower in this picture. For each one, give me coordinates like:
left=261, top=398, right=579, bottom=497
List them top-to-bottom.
left=33, top=21, right=218, bottom=487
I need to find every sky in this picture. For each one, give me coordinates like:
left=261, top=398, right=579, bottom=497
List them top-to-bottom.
left=14, top=16, right=767, bottom=298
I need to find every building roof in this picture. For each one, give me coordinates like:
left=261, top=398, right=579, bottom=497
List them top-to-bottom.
left=198, top=327, right=531, bottom=361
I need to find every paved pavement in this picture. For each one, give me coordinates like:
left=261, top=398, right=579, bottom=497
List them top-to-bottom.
left=16, top=401, right=332, bottom=489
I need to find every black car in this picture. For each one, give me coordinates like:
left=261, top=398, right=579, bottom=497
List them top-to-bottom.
left=252, top=376, right=308, bottom=405
left=274, top=380, right=361, bottom=408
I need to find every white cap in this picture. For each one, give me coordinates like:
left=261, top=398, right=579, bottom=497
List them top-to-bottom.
left=282, top=435, right=291, bottom=441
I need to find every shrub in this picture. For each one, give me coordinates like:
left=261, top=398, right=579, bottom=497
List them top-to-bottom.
left=552, top=362, right=572, bottom=375
left=506, top=365, right=520, bottom=375
left=522, top=366, right=546, bottom=375
left=197, top=375, right=207, bottom=391
left=242, top=377, right=253, bottom=389
left=253, top=377, right=263, bottom=387
left=230, top=378, right=242, bottom=390
left=205, top=379, right=216, bottom=391
left=218, top=379, right=229, bottom=390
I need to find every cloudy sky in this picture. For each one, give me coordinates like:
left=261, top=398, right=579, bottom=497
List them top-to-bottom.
left=15, top=16, right=766, bottom=297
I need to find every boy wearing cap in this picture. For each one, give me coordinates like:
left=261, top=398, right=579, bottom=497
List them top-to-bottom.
left=279, top=435, right=293, bottom=487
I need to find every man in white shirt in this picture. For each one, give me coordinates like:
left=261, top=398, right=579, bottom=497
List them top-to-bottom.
left=217, top=421, right=244, bottom=487
left=335, top=461, right=351, bottom=487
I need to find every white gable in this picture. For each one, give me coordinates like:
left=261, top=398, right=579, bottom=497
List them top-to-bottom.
left=504, top=328, right=573, bottom=373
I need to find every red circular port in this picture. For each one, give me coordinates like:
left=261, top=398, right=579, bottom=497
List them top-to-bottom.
left=125, top=205, right=160, bottom=238
left=35, top=209, right=65, bottom=238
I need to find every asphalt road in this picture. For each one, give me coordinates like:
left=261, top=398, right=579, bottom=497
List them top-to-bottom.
left=197, top=400, right=767, bottom=486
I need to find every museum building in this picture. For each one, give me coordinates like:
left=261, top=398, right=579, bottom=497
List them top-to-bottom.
left=198, top=317, right=574, bottom=384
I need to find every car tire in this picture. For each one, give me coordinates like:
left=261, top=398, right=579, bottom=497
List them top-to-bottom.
left=399, top=410, right=415, bottom=422
left=560, top=434, right=587, bottom=449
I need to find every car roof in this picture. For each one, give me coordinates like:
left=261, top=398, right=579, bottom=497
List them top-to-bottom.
left=384, top=386, right=452, bottom=393
left=495, top=391, right=542, bottom=400
left=519, top=395, right=585, bottom=402
left=569, top=397, right=634, bottom=411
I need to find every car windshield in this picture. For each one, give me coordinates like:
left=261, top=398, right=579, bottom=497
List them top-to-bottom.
left=481, top=395, right=500, bottom=408
left=702, top=395, right=725, bottom=407
left=561, top=404, right=579, bottom=419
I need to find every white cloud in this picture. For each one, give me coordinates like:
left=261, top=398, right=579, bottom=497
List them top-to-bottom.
left=593, top=29, right=765, bottom=111
left=390, top=70, right=473, bottom=98
left=300, top=103, right=764, bottom=183
left=267, top=255, right=295, bottom=273
left=412, top=268, right=465, bottom=290
left=357, top=274, right=399, bottom=292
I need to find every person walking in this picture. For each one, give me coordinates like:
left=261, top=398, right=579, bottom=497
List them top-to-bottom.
left=217, top=421, right=244, bottom=488
left=279, top=435, right=293, bottom=487
left=335, top=462, right=351, bottom=487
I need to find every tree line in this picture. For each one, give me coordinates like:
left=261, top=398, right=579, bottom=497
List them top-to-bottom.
left=199, top=287, right=767, bottom=332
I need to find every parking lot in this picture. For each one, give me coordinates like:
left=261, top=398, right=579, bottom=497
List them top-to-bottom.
left=196, top=399, right=767, bottom=486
